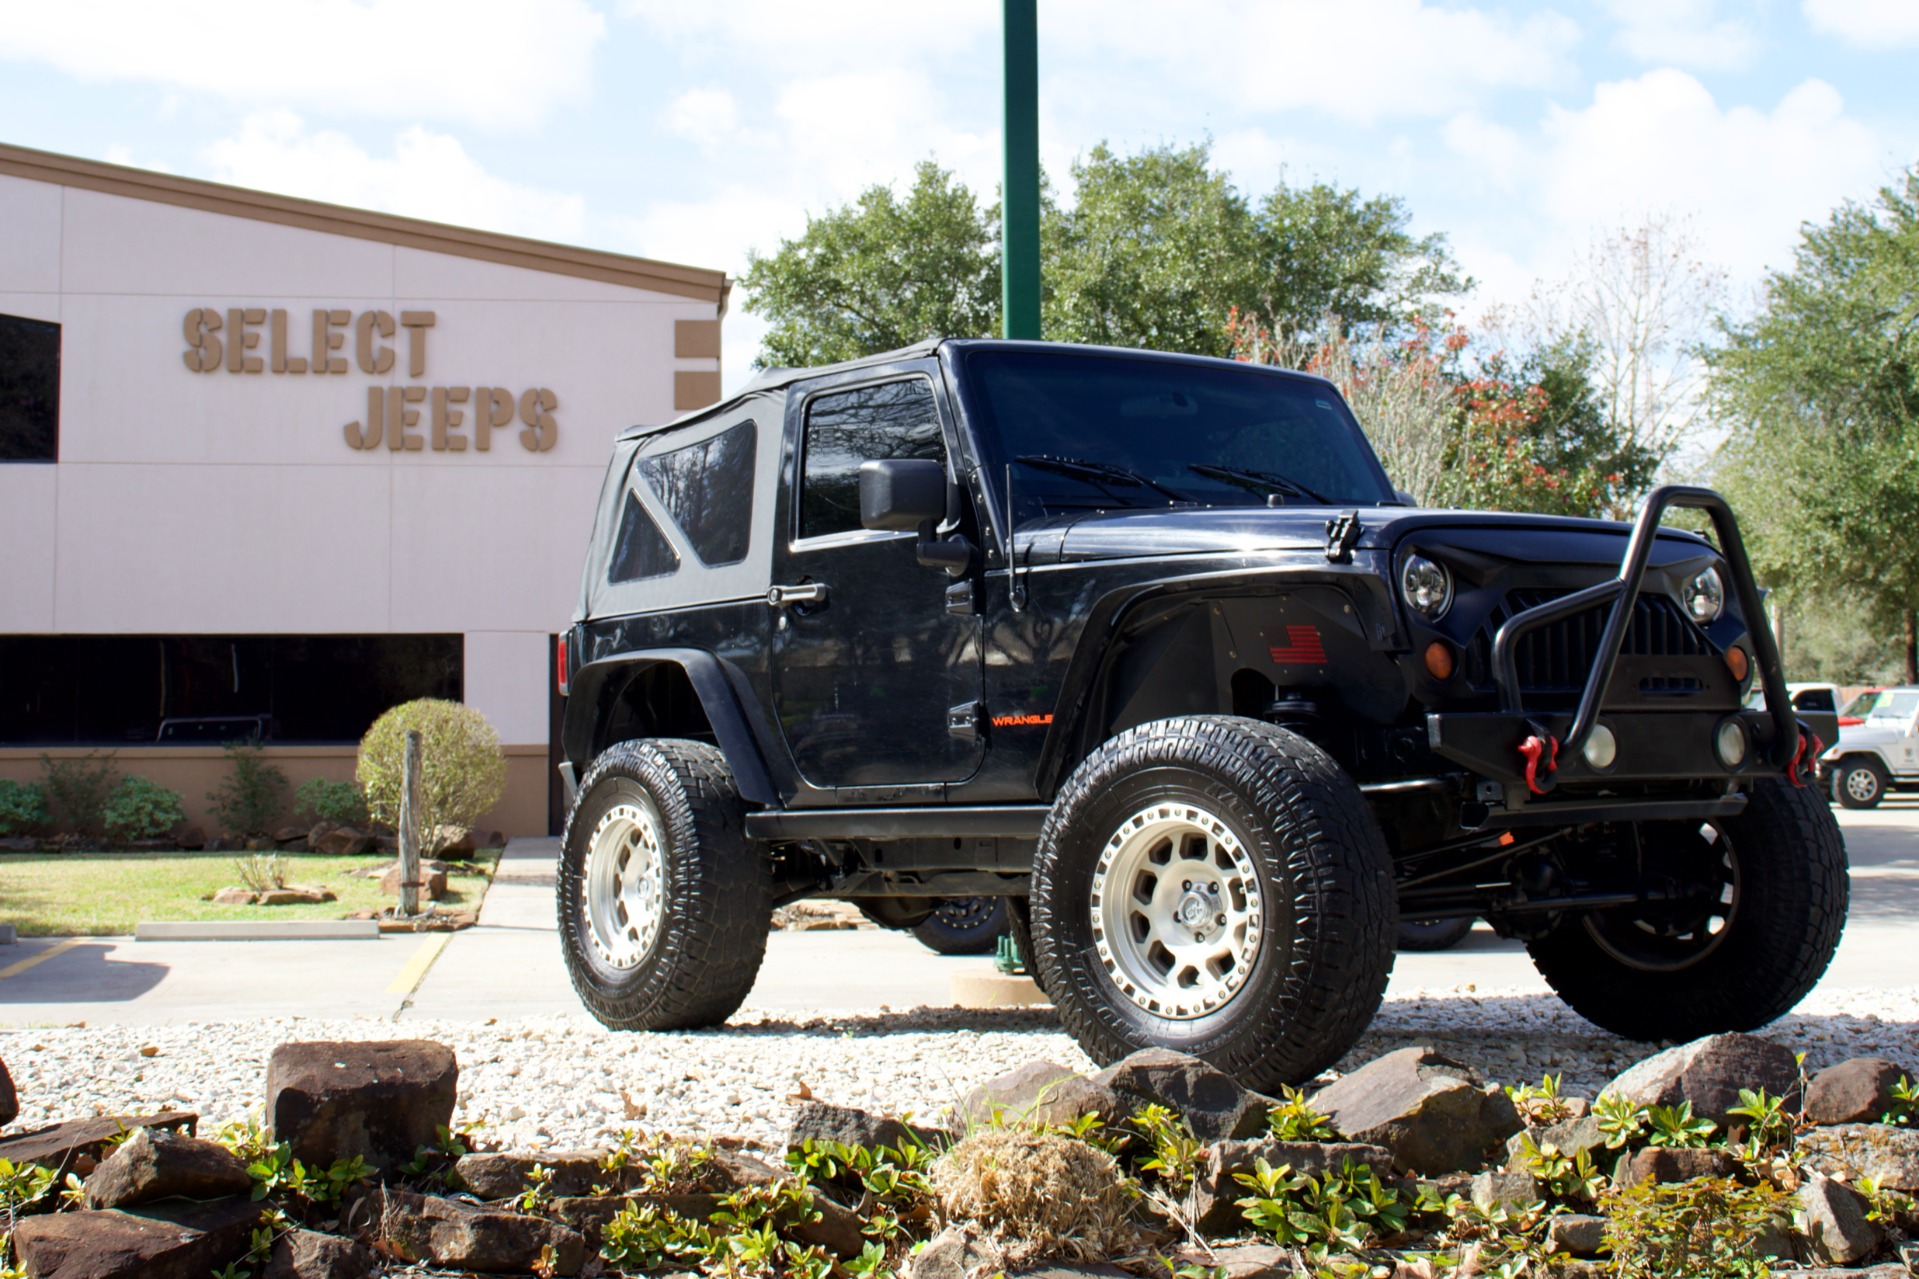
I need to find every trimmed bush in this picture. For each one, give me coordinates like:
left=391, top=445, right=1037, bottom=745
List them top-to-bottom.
left=358, top=699, right=506, bottom=856
left=207, top=740, right=290, bottom=837
left=38, top=751, right=120, bottom=841
left=101, top=776, right=187, bottom=842
left=295, top=777, right=371, bottom=827
left=0, top=778, right=51, bottom=837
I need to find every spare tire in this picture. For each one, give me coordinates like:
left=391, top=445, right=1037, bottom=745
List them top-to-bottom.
left=911, top=896, right=1010, bottom=955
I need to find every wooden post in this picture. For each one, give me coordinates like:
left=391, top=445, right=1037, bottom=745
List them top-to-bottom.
left=399, top=729, right=423, bottom=917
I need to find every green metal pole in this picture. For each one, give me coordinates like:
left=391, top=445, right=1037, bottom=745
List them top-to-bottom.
left=1001, top=0, right=1041, bottom=340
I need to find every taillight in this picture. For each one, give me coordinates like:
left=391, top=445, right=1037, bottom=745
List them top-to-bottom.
left=556, top=632, right=570, bottom=696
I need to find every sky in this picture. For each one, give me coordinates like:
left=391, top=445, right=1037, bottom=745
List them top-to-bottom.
left=3, top=0, right=1915, bottom=396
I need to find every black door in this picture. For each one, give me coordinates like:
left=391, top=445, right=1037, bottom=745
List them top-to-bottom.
left=770, top=375, right=984, bottom=790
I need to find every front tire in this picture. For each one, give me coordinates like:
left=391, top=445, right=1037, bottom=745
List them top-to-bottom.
left=1029, top=715, right=1397, bottom=1092
left=558, top=739, right=770, bottom=1031
left=1834, top=758, right=1887, bottom=809
left=1526, top=779, right=1847, bottom=1041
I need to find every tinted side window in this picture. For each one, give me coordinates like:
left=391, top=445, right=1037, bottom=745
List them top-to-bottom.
left=0, top=313, right=60, bottom=462
left=800, top=380, right=944, bottom=540
left=639, top=420, right=755, bottom=567
left=608, top=491, right=679, bottom=583
left=1794, top=688, right=1836, bottom=712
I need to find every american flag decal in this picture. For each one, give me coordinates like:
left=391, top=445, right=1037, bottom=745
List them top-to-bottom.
left=1268, top=625, right=1328, bottom=665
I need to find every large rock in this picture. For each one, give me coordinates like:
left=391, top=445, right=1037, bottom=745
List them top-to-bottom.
left=311, top=826, right=372, bottom=857
left=380, top=863, right=448, bottom=900
left=1602, top=1033, right=1799, bottom=1129
left=267, top=1040, right=457, bottom=1172
left=1307, top=1046, right=1521, bottom=1175
left=1090, top=1048, right=1274, bottom=1143
left=0, top=1055, right=15, bottom=1128
left=1806, top=1058, right=1906, bottom=1127
left=958, top=1061, right=1127, bottom=1129
left=789, top=1100, right=940, bottom=1152
left=0, top=1111, right=197, bottom=1175
left=1503, top=1115, right=1606, bottom=1168
left=1796, top=1123, right=1919, bottom=1193
left=83, top=1126, right=251, bottom=1208
left=1186, top=1138, right=1396, bottom=1232
left=1612, top=1145, right=1734, bottom=1187
left=453, top=1150, right=609, bottom=1200
left=1469, top=1169, right=1539, bottom=1213
left=1798, top=1174, right=1882, bottom=1266
left=351, top=1186, right=587, bottom=1274
left=11, top=1198, right=260, bottom=1279
left=1545, top=1214, right=1607, bottom=1256
left=906, top=1224, right=1002, bottom=1279
left=264, top=1227, right=378, bottom=1279
left=1159, top=1243, right=1291, bottom=1279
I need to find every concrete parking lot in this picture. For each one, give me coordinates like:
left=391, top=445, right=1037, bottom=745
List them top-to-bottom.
left=2, top=800, right=1914, bottom=1028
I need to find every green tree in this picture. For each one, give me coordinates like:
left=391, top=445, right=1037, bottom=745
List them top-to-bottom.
left=740, top=161, right=1001, bottom=368
left=1710, top=167, right=1919, bottom=680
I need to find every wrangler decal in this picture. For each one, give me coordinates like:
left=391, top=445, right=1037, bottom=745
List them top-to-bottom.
left=991, top=713, right=1054, bottom=728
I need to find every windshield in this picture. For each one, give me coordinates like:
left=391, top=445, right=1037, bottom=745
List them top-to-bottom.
left=959, top=348, right=1394, bottom=523
left=1842, top=690, right=1884, bottom=718
left=1867, top=691, right=1919, bottom=723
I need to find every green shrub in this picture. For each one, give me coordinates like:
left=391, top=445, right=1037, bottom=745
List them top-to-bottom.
left=357, top=700, right=506, bottom=856
left=207, top=741, right=290, bottom=837
left=38, top=752, right=120, bottom=840
left=101, top=776, right=186, bottom=842
left=294, top=778, right=370, bottom=827
left=0, top=779, right=51, bottom=836
left=1601, top=1176, right=1787, bottom=1278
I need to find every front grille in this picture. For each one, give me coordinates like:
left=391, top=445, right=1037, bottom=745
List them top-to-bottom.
left=1492, top=588, right=1710, bottom=694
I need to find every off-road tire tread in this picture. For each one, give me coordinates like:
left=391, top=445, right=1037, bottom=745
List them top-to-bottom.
left=1030, top=715, right=1397, bottom=1092
left=558, top=739, right=769, bottom=1031
left=1526, top=778, right=1847, bottom=1040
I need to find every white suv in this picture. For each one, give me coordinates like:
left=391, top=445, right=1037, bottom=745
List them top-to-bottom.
left=1821, top=686, right=1919, bottom=808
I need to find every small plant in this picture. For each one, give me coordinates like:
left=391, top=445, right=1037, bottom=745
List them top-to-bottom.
left=357, top=699, right=506, bottom=856
left=207, top=740, right=290, bottom=837
left=37, top=751, right=120, bottom=840
left=101, top=775, right=186, bottom=842
left=294, top=777, right=370, bottom=827
left=0, top=779, right=50, bottom=837
left=232, top=851, right=288, bottom=893
left=1506, top=1073, right=1577, bottom=1125
left=1883, top=1075, right=1918, bottom=1127
left=1267, top=1084, right=1340, bottom=1141
left=1726, top=1087, right=1794, bottom=1161
left=1594, top=1092, right=1650, bottom=1149
left=1645, top=1100, right=1717, bottom=1148
left=1133, top=1103, right=1204, bottom=1191
left=401, top=1122, right=480, bottom=1185
left=1513, top=1134, right=1603, bottom=1202
left=244, top=1140, right=370, bottom=1206
left=0, top=1156, right=56, bottom=1226
left=1234, top=1157, right=1408, bottom=1254
left=518, top=1162, right=556, bottom=1212
left=1602, top=1175, right=1787, bottom=1278
left=600, top=1199, right=716, bottom=1271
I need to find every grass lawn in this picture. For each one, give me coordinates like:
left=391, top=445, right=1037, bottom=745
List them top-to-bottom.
left=0, top=849, right=501, bottom=937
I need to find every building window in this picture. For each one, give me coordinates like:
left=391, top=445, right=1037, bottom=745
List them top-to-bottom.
left=0, top=313, right=60, bottom=462
left=800, top=381, right=944, bottom=540
left=638, top=420, right=755, bottom=567
left=607, top=490, right=679, bottom=583
left=0, top=634, right=462, bottom=745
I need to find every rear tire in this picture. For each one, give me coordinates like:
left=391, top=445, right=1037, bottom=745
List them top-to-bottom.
left=1029, top=715, right=1397, bottom=1092
left=558, top=739, right=770, bottom=1031
left=1834, top=758, right=1887, bottom=809
left=1526, top=779, right=1847, bottom=1041
left=910, top=897, right=1010, bottom=955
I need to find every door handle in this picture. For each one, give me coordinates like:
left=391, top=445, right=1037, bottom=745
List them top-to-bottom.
left=767, top=582, right=829, bottom=608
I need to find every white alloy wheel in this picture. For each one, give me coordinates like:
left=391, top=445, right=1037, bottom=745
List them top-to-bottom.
left=1844, top=765, right=1881, bottom=804
left=583, top=798, right=668, bottom=969
left=1090, top=801, right=1264, bottom=1018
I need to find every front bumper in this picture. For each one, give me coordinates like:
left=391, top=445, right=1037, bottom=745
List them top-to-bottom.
left=1428, top=707, right=1782, bottom=790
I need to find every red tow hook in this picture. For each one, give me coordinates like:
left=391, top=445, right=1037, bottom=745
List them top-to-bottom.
left=1790, top=729, right=1824, bottom=788
left=1519, top=731, right=1560, bottom=796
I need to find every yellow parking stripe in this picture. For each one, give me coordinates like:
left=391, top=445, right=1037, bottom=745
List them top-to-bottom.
left=385, top=933, right=451, bottom=996
left=0, top=939, right=84, bottom=981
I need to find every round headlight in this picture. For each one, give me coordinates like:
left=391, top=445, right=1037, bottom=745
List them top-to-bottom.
left=1401, top=554, right=1453, bottom=619
left=1683, top=566, right=1725, bottom=623
left=1714, top=717, right=1748, bottom=769
left=1583, top=722, right=1618, bottom=771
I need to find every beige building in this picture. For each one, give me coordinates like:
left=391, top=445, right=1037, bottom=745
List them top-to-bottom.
left=0, top=142, right=728, bottom=835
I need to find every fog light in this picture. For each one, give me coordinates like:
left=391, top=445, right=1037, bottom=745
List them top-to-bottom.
left=1424, top=641, right=1455, bottom=680
left=1725, top=645, right=1749, bottom=684
left=1714, top=718, right=1748, bottom=769
left=1583, top=723, right=1618, bottom=771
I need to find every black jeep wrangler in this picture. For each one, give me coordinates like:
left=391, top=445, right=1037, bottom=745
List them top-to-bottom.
left=555, top=339, right=1846, bottom=1090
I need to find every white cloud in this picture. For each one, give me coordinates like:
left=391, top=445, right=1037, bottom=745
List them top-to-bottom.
left=0, top=0, right=605, bottom=129
left=620, top=0, right=998, bottom=67
left=1599, top=0, right=1760, bottom=70
left=1803, top=0, right=1919, bottom=46
left=664, top=89, right=743, bottom=150
left=201, top=112, right=587, bottom=241
left=1441, top=112, right=1527, bottom=190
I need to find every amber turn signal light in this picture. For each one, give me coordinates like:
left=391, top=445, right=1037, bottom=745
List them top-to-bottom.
left=1424, top=640, right=1455, bottom=680
left=1724, top=644, right=1749, bottom=685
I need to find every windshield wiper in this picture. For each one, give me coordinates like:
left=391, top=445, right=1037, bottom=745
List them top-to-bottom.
left=1016, top=454, right=1193, bottom=503
left=1188, top=462, right=1329, bottom=505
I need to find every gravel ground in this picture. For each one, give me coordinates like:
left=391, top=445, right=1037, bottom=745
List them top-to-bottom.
left=5, top=985, right=1917, bottom=1153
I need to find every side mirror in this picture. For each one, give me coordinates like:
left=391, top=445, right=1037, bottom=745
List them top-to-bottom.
left=860, top=458, right=947, bottom=531
left=1394, top=489, right=1418, bottom=507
